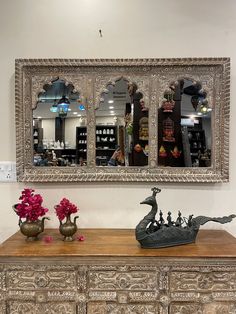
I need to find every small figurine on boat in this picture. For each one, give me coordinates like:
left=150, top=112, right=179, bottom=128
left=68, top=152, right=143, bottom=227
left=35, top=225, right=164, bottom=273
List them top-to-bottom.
left=135, top=187, right=236, bottom=248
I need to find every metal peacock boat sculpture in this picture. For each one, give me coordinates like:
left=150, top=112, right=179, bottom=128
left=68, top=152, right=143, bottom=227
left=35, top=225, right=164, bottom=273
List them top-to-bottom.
left=135, top=187, right=236, bottom=248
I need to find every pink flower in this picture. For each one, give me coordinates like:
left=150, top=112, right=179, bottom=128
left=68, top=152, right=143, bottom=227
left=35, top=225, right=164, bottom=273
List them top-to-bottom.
left=15, top=188, right=48, bottom=221
left=55, top=198, right=78, bottom=221
left=43, top=235, right=53, bottom=243
left=77, top=235, right=85, bottom=241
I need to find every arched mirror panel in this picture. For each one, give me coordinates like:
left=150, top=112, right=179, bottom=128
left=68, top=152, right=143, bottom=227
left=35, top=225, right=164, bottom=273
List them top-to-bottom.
left=15, top=58, right=230, bottom=182
left=96, top=77, right=149, bottom=167
left=33, top=78, right=87, bottom=167
left=158, top=78, right=212, bottom=168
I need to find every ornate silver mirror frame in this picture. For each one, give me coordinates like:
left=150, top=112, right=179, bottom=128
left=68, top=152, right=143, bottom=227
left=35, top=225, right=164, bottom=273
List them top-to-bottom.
left=15, top=58, right=230, bottom=182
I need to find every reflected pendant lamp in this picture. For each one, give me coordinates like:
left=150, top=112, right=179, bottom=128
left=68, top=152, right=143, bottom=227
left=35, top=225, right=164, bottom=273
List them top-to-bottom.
left=58, top=96, right=70, bottom=117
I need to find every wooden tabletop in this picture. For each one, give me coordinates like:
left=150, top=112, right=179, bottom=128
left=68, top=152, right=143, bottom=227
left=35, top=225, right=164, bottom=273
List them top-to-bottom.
left=0, top=229, right=236, bottom=258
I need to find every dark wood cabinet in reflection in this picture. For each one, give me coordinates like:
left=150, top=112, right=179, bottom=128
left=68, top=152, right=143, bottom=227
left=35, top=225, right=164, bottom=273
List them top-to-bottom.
left=96, top=125, right=117, bottom=166
left=33, top=127, right=43, bottom=153
left=76, top=127, right=87, bottom=165
left=187, top=128, right=208, bottom=167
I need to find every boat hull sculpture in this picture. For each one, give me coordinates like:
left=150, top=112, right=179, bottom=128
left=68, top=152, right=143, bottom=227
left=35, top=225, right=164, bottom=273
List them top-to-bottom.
left=135, top=187, right=236, bottom=248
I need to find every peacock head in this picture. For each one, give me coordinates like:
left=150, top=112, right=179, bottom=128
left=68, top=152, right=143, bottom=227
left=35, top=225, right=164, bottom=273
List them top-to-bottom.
left=140, top=187, right=161, bottom=206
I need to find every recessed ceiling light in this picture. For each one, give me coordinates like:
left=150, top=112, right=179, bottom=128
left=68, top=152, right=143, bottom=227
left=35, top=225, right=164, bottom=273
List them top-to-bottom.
left=108, top=100, right=114, bottom=104
left=109, top=106, right=114, bottom=109
left=68, top=108, right=72, bottom=111
left=110, top=111, right=114, bottom=114
left=73, top=112, right=78, bottom=115
left=110, top=113, right=115, bottom=115
left=77, top=114, right=82, bottom=117
left=37, top=116, right=42, bottom=119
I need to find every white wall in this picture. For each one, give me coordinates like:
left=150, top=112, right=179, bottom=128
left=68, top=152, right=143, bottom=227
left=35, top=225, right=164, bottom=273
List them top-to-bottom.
left=1, top=0, right=236, bottom=243
left=65, top=117, right=81, bottom=148
left=41, top=119, right=55, bottom=142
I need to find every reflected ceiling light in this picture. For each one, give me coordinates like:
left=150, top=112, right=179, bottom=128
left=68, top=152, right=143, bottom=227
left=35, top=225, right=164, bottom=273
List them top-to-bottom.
left=57, top=95, right=70, bottom=117
left=58, top=95, right=70, bottom=110
left=50, top=99, right=58, bottom=113
left=108, top=100, right=114, bottom=104
left=78, top=104, right=85, bottom=111
left=50, top=106, right=57, bottom=113
left=109, top=106, right=114, bottom=109
left=68, top=108, right=72, bottom=111
left=110, top=111, right=114, bottom=114
left=73, top=112, right=78, bottom=115
left=197, top=112, right=203, bottom=116
left=77, top=114, right=82, bottom=117
left=190, top=115, right=195, bottom=120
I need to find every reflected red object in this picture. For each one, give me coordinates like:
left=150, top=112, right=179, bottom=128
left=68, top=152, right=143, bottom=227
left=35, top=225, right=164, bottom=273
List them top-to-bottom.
left=161, top=100, right=175, bottom=112
left=163, top=118, right=175, bottom=142
left=134, top=144, right=143, bottom=153
left=159, top=145, right=167, bottom=157
left=171, top=146, right=182, bottom=158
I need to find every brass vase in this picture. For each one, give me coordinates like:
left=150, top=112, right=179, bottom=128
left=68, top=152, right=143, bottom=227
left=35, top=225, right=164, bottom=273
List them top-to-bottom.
left=13, top=204, right=49, bottom=241
left=59, top=215, right=79, bottom=241
left=20, top=218, right=48, bottom=241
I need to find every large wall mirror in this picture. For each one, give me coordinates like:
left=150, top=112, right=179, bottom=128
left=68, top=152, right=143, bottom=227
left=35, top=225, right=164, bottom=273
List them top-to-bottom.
left=15, top=58, right=230, bottom=182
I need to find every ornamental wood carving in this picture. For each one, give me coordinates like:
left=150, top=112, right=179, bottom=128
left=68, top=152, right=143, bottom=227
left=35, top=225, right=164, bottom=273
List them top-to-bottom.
left=15, top=58, right=230, bottom=182
left=1, top=259, right=236, bottom=313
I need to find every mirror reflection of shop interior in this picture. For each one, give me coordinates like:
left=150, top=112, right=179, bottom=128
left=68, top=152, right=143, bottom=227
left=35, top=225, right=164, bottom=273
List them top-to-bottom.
left=96, top=78, right=149, bottom=167
left=158, top=78, right=212, bottom=167
left=33, top=79, right=87, bottom=167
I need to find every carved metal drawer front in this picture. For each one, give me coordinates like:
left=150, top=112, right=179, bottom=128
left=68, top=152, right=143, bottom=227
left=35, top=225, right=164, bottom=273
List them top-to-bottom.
left=6, top=270, right=76, bottom=290
left=88, top=270, right=157, bottom=291
left=170, top=271, right=236, bottom=292
left=8, top=301, right=76, bottom=314
left=87, top=301, right=159, bottom=314
left=169, top=302, right=236, bottom=314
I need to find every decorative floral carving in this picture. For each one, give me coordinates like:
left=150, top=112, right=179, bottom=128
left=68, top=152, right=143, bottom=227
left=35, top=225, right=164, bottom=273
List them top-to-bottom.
left=34, top=274, right=49, bottom=288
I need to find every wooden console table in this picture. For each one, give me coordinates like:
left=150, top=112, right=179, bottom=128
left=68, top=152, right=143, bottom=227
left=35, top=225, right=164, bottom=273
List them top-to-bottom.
left=0, top=229, right=236, bottom=313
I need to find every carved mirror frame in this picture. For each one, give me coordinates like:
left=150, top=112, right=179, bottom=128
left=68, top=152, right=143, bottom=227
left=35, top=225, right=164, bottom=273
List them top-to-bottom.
left=15, top=58, right=230, bottom=182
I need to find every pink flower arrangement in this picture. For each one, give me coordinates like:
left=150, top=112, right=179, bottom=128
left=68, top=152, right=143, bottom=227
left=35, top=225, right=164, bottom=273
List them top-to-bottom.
left=15, top=188, right=48, bottom=221
left=55, top=198, right=78, bottom=221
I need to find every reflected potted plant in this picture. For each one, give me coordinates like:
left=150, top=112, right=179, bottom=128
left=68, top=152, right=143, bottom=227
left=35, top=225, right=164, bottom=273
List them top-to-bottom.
left=161, top=88, right=175, bottom=112
left=13, top=188, right=49, bottom=241
left=55, top=198, right=79, bottom=241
